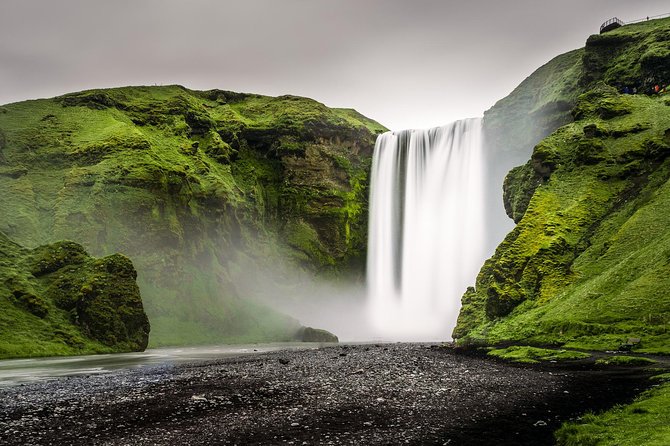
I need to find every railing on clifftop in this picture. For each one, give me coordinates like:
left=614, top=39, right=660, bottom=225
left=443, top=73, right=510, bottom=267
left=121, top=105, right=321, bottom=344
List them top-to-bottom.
left=600, top=13, right=670, bottom=34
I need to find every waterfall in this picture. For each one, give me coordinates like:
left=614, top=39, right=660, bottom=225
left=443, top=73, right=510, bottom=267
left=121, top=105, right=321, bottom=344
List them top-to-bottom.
left=367, top=118, right=486, bottom=340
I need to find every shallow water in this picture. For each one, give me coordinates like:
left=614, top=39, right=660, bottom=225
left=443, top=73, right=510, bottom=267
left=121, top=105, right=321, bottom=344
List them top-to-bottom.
left=0, top=343, right=321, bottom=386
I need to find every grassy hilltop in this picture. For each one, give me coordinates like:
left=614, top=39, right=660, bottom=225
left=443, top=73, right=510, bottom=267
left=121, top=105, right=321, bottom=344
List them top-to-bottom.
left=0, top=86, right=386, bottom=348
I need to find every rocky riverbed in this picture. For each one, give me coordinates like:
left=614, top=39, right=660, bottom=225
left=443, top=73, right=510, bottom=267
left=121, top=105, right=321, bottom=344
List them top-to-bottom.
left=0, top=344, right=652, bottom=445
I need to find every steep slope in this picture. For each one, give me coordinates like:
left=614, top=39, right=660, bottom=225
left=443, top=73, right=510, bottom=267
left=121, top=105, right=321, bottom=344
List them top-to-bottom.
left=485, top=15, right=670, bottom=159
left=455, top=17, right=670, bottom=353
left=481, top=43, right=585, bottom=252
left=484, top=48, right=584, bottom=161
left=0, top=86, right=386, bottom=346
left=0, top=232, right=149, bottom=358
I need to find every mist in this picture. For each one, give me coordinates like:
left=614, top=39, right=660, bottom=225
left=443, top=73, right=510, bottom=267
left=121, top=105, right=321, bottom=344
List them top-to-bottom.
left=229, top=118, right=520, bottom=344
left=228, top=248, right=376, bottom=342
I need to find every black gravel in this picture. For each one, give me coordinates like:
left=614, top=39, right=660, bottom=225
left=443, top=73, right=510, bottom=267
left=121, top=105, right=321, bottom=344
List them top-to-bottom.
left=0, top=344, right=653, bottom=445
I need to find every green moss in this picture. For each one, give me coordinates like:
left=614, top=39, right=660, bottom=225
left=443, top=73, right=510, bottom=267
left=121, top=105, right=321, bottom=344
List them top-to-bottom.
left=485, top=16, right=670, bottom=174
left=582, top=17, right=670, bottom=90
left=454, top=19, right=670, bottom=348
left=484, top=48, right=584, bottom=158
left=456, top=77, right=670, bottom=351
left=572, top=84, right=634, bottom=121
left=332, top=108, right=388, bottom=135
left=503, top=163, right=544, bottom=223
left=284, top=220, right=335, bottom=266
left=0, top=232, right=149, bottom=359
left=30, top=241, right=88, bottom=276
left=9, top=289, right=49, bottom=318
left=487, top=346, right=591, bottom=364
left=650, top=373, right=670, bottom=382
left=555, top=383, right=670, bottom=446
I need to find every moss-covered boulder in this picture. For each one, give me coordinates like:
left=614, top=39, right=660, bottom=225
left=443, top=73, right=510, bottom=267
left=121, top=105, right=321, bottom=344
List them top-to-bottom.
left=455, top=17, right=670, bottom=354
left=0, top=86, right=386, bottom=347
left=0, top=232, right=149, bottom=358
left=295, top=326, right=339, bottom=343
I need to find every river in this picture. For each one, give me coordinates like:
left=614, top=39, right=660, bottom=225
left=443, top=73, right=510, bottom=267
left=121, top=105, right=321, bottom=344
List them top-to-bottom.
left=0, top=343, right=321, bottom=386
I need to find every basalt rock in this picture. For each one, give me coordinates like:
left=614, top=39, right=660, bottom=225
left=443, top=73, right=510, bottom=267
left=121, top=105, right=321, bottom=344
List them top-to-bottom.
left=295, top=326, right=339, bottom=343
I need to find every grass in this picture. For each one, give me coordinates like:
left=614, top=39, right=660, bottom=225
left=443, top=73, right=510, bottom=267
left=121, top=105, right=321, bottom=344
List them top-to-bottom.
left=471, top=17, right=670, bottom=355
left=582, top=17, right=670, bottom=89
left=484, top=48, right=584, bottom=158
left=487, top=346, right=591, bottom=364
left=595, top=356, right=656, bottom=366
left=650, top=373, right=670, bottom=382
left=555, top=382, right=670, bottom=446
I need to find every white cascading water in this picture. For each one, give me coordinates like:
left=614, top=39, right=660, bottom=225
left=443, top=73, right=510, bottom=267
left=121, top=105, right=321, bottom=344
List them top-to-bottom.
left=367, top=118, right=486, bottom=340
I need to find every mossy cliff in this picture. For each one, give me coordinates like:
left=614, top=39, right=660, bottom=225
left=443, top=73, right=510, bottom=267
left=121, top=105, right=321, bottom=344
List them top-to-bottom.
left=485, top=16, right=670, bottom=161
left=455, top=17, right=670, bottom=354
left=0, top=86, right=386, bottom=347
left=0, top=232, right=149, bottom=358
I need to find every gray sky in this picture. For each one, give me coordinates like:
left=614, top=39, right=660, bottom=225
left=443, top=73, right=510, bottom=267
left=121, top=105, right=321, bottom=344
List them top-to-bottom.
left=1, top=0, right=668, bottom=130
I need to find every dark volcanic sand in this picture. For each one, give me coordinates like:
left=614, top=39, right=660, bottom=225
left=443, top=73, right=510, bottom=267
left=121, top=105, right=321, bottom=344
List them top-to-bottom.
left=0, top=344, right=652, bottom=445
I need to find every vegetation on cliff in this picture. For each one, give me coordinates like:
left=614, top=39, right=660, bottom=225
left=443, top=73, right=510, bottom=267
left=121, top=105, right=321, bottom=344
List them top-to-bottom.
left=455, top=16, right=670, bottom=446
left=484, top=16, right=670, bottom=160
left=455, top=17, right=670, bottom=353
left=484, top=48, right=584, bottom=161
left=0, top=86, right=386, bottom=347
left=0, top=232, right=149, bottom=358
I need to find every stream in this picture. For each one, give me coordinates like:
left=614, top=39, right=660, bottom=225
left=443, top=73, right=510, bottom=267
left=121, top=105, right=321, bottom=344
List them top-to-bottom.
left=0, top=343, right=321, bottom=386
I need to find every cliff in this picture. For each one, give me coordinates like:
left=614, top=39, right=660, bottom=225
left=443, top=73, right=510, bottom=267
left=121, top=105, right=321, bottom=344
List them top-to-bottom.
left=455, top=17, right=670, bottom=353
left=0, top=86, right=386, bottom=346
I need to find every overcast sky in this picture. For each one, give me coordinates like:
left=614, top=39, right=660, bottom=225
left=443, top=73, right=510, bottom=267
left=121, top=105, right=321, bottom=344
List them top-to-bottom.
left=1, top=0, right=668, bottom=130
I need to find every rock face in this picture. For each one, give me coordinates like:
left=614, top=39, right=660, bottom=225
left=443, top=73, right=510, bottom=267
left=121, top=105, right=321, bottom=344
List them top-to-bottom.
left=454, top=17, right=670, bottom=353
left=0, top=86, right=386, bottom=346
left=0, top=232, right=149, bottom=358
left=295, top=326, right=339, bottom=343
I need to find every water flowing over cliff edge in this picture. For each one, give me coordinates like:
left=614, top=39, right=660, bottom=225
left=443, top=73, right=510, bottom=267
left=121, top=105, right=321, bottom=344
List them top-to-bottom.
left=367, top=119, right=486, bottom=340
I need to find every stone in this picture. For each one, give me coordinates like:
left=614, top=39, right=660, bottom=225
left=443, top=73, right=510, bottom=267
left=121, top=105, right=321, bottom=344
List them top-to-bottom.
left=295, top=327, right=339, bottom=343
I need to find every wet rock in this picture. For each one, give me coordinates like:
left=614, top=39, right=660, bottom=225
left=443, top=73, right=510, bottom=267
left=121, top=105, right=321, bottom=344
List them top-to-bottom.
left=295, top=326, right=339, bottom=343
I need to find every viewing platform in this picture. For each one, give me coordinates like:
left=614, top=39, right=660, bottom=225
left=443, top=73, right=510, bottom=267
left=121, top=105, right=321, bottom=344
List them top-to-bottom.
left=600, top=17, right=624, bottom=33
